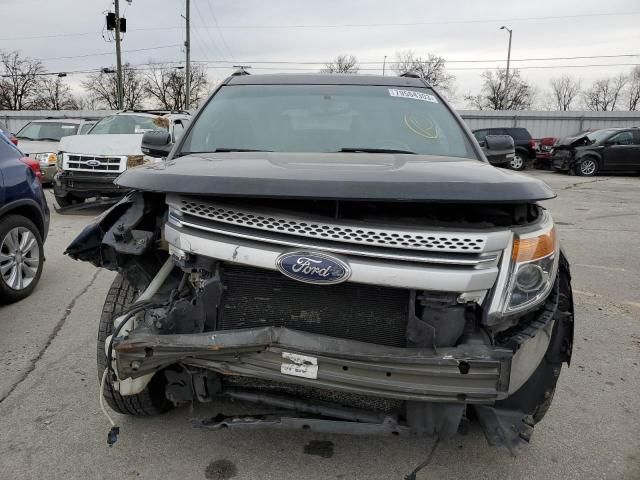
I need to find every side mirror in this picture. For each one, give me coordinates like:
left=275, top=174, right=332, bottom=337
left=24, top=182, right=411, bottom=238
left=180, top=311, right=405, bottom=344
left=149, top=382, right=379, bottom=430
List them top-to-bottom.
left=141, top=130, right=173, bottom=158
left=484, top=134, right=515, bottom=152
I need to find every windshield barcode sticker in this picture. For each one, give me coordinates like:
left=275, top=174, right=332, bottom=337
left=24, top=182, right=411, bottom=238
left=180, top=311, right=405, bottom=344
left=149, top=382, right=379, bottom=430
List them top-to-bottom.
left=388, top=88, right=438, bottom=103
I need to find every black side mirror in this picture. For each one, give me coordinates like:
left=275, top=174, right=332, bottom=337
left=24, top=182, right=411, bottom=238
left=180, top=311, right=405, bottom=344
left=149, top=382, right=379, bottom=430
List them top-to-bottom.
left=141, top=130, right=173, bottom=158
left=484, top=134, right=515, bottom=152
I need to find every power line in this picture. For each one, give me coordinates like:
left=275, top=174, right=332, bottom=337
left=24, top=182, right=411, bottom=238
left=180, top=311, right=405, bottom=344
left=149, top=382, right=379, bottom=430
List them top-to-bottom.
left=192, top=0, right=226, bottom=60
left=205, top=0, right=234, bottom=61
left=1, top=11, right=639, bottom=42
left=192, top=11, right=640, bottom=29
left=38, top=44, right=182, bottom=62
left=189, top=53, right=640, bottom=66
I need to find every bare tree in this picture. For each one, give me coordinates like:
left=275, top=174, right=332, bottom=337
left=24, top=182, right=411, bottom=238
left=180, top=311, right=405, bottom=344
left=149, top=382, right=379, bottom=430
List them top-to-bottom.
left=0, top=51, right=46, bottom=110
left=392, top=51, right=455, bottom=94
left=321, top=55, right=359, bottom=74
left=81, top=63, right=146, bottom=110
left=144, top=63, right=209, bottom=110
left=627, top=67, right=640, bottom=111
left=465, top=68, right=534, bottom=110
left=582, top=74, right=628, bottom=111
left=550, top=75, right=581, bottom=111
left=34, top=76, right=79, bottom=110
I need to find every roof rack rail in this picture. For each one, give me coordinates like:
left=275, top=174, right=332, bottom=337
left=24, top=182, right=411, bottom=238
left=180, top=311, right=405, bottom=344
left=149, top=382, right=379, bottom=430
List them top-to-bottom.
left=231, top=65, right=251, bottom=76
left=398, top=71, right=420, bottom=78
left=121, top=109, right=190, bottom=115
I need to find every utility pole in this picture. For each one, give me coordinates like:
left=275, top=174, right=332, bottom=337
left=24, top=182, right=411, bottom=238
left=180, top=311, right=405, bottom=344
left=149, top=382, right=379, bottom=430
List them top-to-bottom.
left=114, top=0, right=124, bottom=110
left=184, top=0, right=191, bottom=110
left=500, top=25, right=512, bottom=88
left=382, top=55, right=387, bottom=76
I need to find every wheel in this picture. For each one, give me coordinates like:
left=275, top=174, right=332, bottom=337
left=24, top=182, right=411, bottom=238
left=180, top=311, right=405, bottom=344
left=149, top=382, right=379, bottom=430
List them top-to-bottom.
left=509, top=152, right=526, bottom=171
left=576, top=157, right=598, bottom=176
left=54, top=194, right=73, bottom=208
left=0, top=215, right=44, bottom=304
left=97, top=274, right=171, bottom=416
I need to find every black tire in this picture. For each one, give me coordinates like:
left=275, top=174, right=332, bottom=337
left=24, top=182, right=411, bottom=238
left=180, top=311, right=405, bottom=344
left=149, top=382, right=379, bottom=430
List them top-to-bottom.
left=575, top=157, right=598, bottom=176
left=54, top=194, right=73, bottom=208
left=0, top=215, right=44, bottom=304
left=97, top=274, right=171, bottom=416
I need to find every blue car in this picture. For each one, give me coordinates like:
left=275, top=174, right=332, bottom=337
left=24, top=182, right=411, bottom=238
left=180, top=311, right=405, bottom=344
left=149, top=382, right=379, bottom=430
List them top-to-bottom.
left=0, top=131, right=49, bottom=303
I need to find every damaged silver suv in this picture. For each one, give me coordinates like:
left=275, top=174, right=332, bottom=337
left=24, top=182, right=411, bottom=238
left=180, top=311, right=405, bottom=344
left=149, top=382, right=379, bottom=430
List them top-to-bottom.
left=66, top=72, right=574, bottom=452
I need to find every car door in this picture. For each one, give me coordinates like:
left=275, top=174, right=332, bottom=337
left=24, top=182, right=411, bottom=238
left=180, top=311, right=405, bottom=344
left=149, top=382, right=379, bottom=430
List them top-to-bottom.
left=602, top=130, right=636, bottom=171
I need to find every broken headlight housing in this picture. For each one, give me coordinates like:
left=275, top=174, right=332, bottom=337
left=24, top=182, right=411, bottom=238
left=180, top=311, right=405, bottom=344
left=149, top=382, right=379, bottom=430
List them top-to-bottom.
left=498, top=218, right=559, bottom=315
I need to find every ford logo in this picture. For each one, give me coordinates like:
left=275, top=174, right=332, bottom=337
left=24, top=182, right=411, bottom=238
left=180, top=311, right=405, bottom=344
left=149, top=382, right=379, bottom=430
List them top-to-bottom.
left=86, top=159, right=101, bottom=167
left=276, top=251, right=351, bottom=285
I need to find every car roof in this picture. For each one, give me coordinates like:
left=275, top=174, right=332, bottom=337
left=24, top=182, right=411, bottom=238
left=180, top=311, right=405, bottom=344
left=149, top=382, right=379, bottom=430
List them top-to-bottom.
left=225, top=73, right=429, bottom=87
left=112, top=111, right=189, bottom=119
left=25, top=118, right=86, bottom=124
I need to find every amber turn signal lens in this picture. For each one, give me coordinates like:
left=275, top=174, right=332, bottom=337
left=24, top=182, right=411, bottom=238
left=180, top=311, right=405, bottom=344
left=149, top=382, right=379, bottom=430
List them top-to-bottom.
left=512, top=228, right=556, bottom=263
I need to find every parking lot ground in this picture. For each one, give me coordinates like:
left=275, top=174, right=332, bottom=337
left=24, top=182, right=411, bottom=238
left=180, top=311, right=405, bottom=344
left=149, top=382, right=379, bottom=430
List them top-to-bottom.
left=0, top=171, right=639, bottom=480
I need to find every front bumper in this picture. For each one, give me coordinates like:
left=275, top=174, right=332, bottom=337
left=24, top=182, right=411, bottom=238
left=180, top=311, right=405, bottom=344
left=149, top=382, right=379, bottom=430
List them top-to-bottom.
left=54, top=170, right=124, bottom=197
left=115, top=327, right=515, bottom=403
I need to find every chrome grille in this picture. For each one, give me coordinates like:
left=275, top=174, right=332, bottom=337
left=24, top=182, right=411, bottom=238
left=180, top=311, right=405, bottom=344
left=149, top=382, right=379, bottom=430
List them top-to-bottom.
left=64, top=154, right=125, bottom=173
left=167, top=195, right=511, bottom=261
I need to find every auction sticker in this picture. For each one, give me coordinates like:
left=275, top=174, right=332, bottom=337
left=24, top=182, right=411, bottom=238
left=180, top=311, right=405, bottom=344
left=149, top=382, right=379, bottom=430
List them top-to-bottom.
left=388, top=88, right=438, bottom=103
left=281, top=352, right=318, bottom=379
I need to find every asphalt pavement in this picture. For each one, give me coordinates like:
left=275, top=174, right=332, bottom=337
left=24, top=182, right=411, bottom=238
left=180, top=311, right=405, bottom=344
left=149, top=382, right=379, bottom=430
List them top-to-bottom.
left=0, top=170, right=638, bottom=480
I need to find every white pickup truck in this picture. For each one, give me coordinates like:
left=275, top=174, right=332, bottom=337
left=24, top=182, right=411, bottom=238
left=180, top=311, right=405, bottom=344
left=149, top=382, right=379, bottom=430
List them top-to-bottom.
left=54, top=110, right=190, bottom=207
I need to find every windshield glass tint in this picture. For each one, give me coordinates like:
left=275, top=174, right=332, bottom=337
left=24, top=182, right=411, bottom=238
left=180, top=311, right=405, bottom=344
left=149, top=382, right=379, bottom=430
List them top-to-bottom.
left=181, top=85, right=477, bottom=159
left=89, top=115, right=168, bottom=135
left=17, top=122, right=79, bottom=141
left=587, top=129, right=617, bottom=143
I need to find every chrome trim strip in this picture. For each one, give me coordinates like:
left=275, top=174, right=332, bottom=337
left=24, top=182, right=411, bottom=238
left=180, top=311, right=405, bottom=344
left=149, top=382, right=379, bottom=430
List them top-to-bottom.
left=167, top=194, right=511, bottom=255
left=168, top=212, right=500, bottom=267
left=164, top=223, right=500, bottom=292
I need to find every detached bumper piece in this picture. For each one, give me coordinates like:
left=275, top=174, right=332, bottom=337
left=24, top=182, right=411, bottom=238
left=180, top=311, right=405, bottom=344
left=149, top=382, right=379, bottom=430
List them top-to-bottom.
left=55, top=171, right=123, bottom=195
left=115, top=327, right=513, bottom=404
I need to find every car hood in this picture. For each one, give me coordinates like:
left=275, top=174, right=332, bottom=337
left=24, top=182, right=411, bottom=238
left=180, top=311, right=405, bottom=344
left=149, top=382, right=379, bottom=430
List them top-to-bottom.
left=59, top=134, right=144, bottom=156
left=554, top=134, right=591, bottom=148
left=17, top=140, right=59, bottom=154
left=115, top=152, right=555, bottom=202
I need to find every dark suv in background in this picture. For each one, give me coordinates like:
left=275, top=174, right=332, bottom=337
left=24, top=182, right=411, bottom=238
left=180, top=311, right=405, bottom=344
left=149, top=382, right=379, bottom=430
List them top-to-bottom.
left=473, top=127, right=536, bottom=170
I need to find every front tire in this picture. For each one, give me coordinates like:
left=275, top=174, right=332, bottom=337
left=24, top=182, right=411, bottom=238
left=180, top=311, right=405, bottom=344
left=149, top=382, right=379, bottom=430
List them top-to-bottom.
left=509, top=152, right=526, bottom=171
left=576, top=157, right=598, bottom=176
left=54, top=194, right=74, bottom=208
left=0, top=215, right=44, bottom=304
left=97, top=275, right=171, bottom=416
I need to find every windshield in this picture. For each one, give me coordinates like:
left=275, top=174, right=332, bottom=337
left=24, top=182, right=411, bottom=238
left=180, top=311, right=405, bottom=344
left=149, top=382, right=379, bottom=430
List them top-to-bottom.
left=180, top=85, right=477, bottom=159
left=89, top=114, right=168, bottom=135
left=16, top=121, right=79, bottom=141
left=79, top=122, right=96, bottom=134
left=586, top=129, right=618, bottom=144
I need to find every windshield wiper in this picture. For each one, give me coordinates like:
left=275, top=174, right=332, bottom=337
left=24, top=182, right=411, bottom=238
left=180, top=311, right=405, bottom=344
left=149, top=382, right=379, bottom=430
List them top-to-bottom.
left=17, top=136, right=34, bottom=140
left=39, top=137, right=61, bottom=142
left=337, top=147, right=416, bottom=154
left=213, top=148, right=272, bottom=153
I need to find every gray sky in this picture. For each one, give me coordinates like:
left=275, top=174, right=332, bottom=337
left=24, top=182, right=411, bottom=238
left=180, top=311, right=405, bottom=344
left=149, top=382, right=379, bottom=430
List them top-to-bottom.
left=2, top=0, right=639, bottom=107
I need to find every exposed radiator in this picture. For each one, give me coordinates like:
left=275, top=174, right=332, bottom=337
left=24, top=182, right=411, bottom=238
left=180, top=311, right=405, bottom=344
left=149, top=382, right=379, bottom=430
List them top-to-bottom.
left=218, top=264, right=410, bottom=347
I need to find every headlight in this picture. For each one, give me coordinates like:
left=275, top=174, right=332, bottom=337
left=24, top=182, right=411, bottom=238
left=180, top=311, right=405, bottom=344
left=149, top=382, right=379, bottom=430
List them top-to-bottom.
left=35, top=152, right=57, bottom=165
left=56, top=152, right=64, bottom=169
left=498, top=222, right=559, bottom=315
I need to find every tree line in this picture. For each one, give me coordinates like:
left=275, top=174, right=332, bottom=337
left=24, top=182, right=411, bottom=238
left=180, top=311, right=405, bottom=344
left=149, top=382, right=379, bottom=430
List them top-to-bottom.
left=2, top=49, right=639, bottom=111
left=0, top=50, right=209, bottom=111
left=322, top=52, right=640, bottom=111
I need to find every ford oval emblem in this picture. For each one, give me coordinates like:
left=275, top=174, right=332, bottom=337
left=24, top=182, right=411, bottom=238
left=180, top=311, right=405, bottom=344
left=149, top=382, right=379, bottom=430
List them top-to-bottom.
left=86, top=159, right=101, bottom=167
left=276, top=251, right=351, bottom=285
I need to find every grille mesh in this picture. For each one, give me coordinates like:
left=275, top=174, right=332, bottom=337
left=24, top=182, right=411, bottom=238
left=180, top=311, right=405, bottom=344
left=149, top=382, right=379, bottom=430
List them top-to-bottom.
left=66, top=154, right=123, bottom=172
left=179, top=199, right=487, bottom=253
left=218, top=264, right=409, bottom=348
